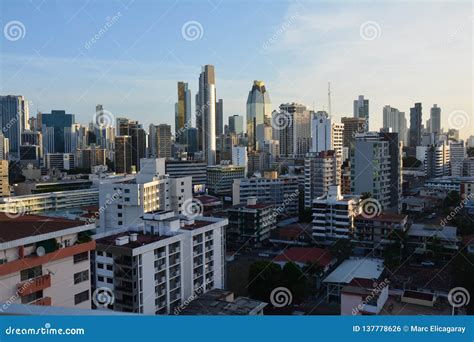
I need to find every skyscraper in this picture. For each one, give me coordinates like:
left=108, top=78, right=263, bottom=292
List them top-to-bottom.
left=196, top=65, right=217, bottom=165
left=246, top=81, right=271, bottom=152
left=175, top=82, right=191, bottom=143
left=0, top=95, right=29, bottom=159
left=353, top=95, right=369, bottom=130
left=216, top=98, right=224, bottom=137
left=409, top=102, right=423, bottom=148
left=278, top=103, right=312, bottom=157
left=430, top=104, right=441, bottom=134
left=382, top=105, right=407, bottom=145
left=39, top=110, right=75, bottom=154
left=311, top=111, right=343, bottom=160
left=228, top=115, right=244, bottom=135
left=341, top=117, right=366, bottom=149
left=115, top=118, right=146, bottom=171
left=149, top=124, right=172, bottom=159
left=115, top=135, right=133, bottom=174
left=450, top=140, right=466, bottom=177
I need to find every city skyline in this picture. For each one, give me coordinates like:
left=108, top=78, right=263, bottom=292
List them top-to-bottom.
left=1, top=0, right=472, bottom=139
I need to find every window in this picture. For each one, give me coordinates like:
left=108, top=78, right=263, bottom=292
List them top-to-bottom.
left=124, top=189, right=130, bottom=193
left=118, top=213, right=122, bottom=218
left=118, top=221, right=123, bottom=226
left=63, top=239, right=71, bottom=247
left=97, top=251, right=104, bottom=256
left=73, top=252, right=89, bottom=264
left=106, top=253, right=112, bottom=258
left=97, top=263, right=104, bottom=269
left=106, top=264, right=113, bottom=271
left=20, top=266, right=42, bottom=281
left=74, top=270, right=89, bottom=284
left=98, top=276, right=104, bottom=282
left=107, top=278, right=113, bottom=284
left=21, top=290, right=43, bottom=304
left=74, top=290, right=89, bottom=305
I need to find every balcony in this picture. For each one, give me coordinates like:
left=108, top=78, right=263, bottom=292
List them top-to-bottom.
left=17, top=274, right=51, bottom=296
left=30, top=297, right=52, bottom=306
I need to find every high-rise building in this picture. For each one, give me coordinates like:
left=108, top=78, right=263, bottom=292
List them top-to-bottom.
left=196, top=65, right=217, bottom=165
left=246, top=81, right=271, bottom=152
left=175, top=82, right=192, bottom=143
left=0, top=95, right=29, bottom=159
left=353, top=95, right=369, bottom=130
left=216, top=98, right=224, bottom=137
left=278, top=103, right=312, bottom=157
left=409, top=103, right=423, bottom=148
left=430, top=104, right=441, bottom=134
left=382, top=105, right=407, bottom=145
left=39, top=110, right=75, bottom=154
left=311, top=111, right=344, bottom=161
left=228, top=115, right=244, bottom=135
left=341, top=117, right=366, bottom=150
left=115, top=119, right=146, bottom=171
left=149, top=124, right=172, bottom=159
left=351, top=131, right=402, bottom=212
left=0, top=133, right=10, bottom=160
left=115, top=136, right=133, bottom=174
left=449, top=140, right=466, bottom=177
left=422, top=142, right=450, bottom=178
left=232, top=146, right=248, bottom=174
left=304, top=150, right=339, bottom=208
left=0, top=160, right=9, bottom=196
left=165, top=160, right=207, bottom=193
left=207, top=164, right=246, bottom=196
left=312, top=185, right=361, bottom=245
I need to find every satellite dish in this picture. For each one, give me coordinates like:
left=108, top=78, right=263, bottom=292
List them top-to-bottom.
left=36, top=246, right=46, bottom=257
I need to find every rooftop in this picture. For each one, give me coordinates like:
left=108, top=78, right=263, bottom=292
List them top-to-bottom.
left=355, top=212, right=408, bottom=223
left=0, top=213, right=87, bottom=243
left=408, top=223, right=458, bottom=240
left=95, top=231, right=167, bottom=249
left=274, top=247, right=334, bottom=267
left=323, top=258, right=384, bottom=284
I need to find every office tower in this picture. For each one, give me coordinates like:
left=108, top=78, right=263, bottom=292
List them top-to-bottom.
left=196, top=65, right=217, bottom=165
left=246, top=81, right=271, bottom=152
left=175, top=82, right=192, bottom=143
left=0, top=95, right=29, bottom=158
left=353, top=95, right=369, bottom=130
left=216, top=98, right=224, bottom=137
left=277, top=103, right=312, bottom=157
left=409, top=103, right=422, bottom=148
left=430, top=104, right=441, bottom=134
left=382, top=105, right=407, bottom=145
left=39, top=110, right=75, bottom=154
left=311, top=111, right=344, bottom=161
left=228, top=115, right=244, bottom=135
left=341, top=117, right=366, bottom=149
left=115, top=118, right=146, bottom=171
left=149, top=124, right=172, bottom=159
left=186, top=127, right=199, bottom=153
left=351, top=131, right=402, bottom=212
left=217, top=132, right=237, bottom=162
left=0, top=133, right=10, bottom=160
left=115, top=136, right=133, bottom=174
left=449, top=140, right=466, bottom=177
left=76, top=146, right=106, bottom=170
left=232, top=146, right=248, bottom=173
left=304, top=150, right=339, bottom=208
left=45, top=153, right=75, bottom=170
left=0, top=160, right=9, bottom=196
left=165, top=160, right=207, bottom=193
left=207, top=164, right=246, bottom=196
left=312, top=185, right=361, bottom=245
left=93, top=212, right=227, bottom=314
left=0, top=214, right=95, bottom=309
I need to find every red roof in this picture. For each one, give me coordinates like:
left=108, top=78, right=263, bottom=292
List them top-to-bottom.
left=274, top=247, right=334, bottom=267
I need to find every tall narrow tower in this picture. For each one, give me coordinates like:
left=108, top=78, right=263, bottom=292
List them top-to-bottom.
left=196, top=65, right=216, bottom=165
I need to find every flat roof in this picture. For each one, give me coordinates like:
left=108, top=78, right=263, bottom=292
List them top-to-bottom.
left=355, top=212, right=407, bottom=222
left=0, top=213, right=87, bottom=243
left=408, top=224, right=457, bottom=240
left=96, top=232, right=167, bottom=249
left=323, top=258, right=384, bottom=284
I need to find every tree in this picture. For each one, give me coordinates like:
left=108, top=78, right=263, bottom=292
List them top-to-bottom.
left=330, top=239, right=352, bottom=261
left=247, top=261, right=282, bottom=302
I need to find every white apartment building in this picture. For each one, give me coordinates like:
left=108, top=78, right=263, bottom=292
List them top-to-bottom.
left=450, top=141, right=466, bottom=177
left=231, top=146, right=248, bottom=174
left=304, top=150, right=339, bottom=209
left=99, top=158, right=191, bottom=230
left=232, top=175, right=299, bottom=215
left=312, top=185, right=361, bottom=245
left=93, top=211, right=227, bottom=315
left=0, top=214, right=95, bottom=310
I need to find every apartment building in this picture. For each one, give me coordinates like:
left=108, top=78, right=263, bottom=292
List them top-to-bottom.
left=304, top=150, right=339, bottom=208
left=207, top=163, right=246, bottom=196
left=312, top=185, right=361, bottom=245
left=93, top=211, right=227, bottom=315
left=0, top=214, right=95, bottom=310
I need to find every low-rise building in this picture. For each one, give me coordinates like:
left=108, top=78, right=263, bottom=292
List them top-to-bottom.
left=0, top=214, right=95, bottom=310
left=406, top=224, right=459, bottom=254
left=274, top=247, right=336, bottom=273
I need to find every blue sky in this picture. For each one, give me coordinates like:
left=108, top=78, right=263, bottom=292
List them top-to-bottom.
left=1, top=0, right=472, bottom=138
